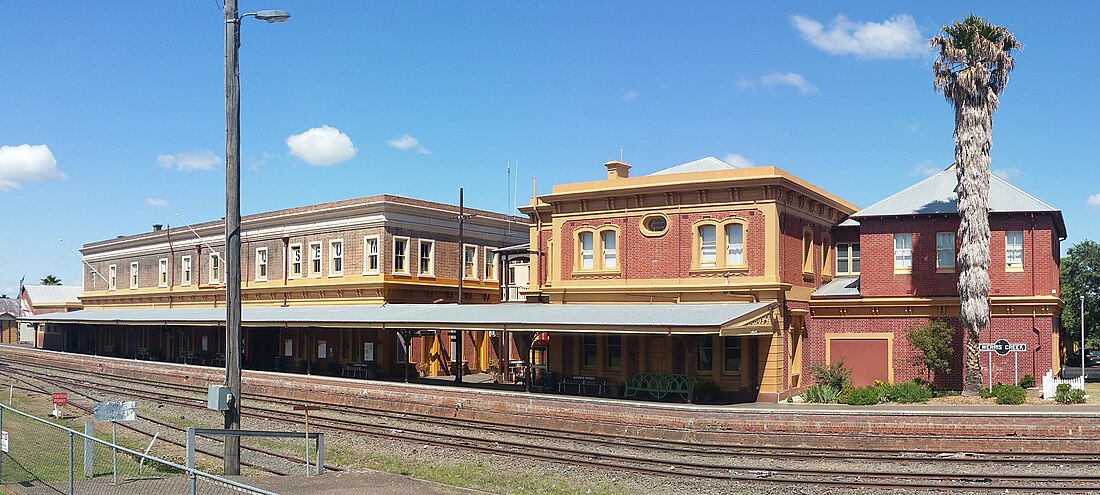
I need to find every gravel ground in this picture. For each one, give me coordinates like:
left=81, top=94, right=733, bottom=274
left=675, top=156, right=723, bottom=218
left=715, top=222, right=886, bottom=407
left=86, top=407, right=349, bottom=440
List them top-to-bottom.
left=4, top=367, right=1097, bottom=495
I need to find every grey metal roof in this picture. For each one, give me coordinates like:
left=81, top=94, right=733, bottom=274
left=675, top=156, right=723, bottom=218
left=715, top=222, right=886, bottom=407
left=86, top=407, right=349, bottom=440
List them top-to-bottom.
left=647, top=156, right=746, bottom=176
left=850, top=166, right=1065, bottom=236
left=812, top=277, right=861, bottom=297
left=20, top=285, right=83, bottom=305
left=0, top=296, right=19, bottom=316
left=23, top=302, right=777, bottom=335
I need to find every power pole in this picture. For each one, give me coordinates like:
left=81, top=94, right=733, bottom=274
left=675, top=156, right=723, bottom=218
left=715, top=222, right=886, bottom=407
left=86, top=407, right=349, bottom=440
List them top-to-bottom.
left=223, top=0, right=243, bottom=475
left=455, top=188, right=465, bottom=384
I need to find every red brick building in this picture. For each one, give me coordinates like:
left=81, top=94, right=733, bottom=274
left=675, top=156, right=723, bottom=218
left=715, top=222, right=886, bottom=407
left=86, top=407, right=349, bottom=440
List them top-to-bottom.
left=808, top=166, right=1065, bottom=389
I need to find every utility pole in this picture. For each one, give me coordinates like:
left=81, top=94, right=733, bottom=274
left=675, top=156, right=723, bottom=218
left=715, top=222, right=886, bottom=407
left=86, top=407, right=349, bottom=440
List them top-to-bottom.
left=223, top=0, right=243, bottom=475
left=455, top=188, right=465, bottom=384
left=1082, top=295, right=1086, bottom=378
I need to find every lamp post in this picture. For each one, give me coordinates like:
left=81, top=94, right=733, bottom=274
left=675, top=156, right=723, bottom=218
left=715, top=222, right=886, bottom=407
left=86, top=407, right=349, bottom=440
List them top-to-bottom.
left=224, top=0, right=289, bottom=475
left=1081, top=295, right=1086, bottom=379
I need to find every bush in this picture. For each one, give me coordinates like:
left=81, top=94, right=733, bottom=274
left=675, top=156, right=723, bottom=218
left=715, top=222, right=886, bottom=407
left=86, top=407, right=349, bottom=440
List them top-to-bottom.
left=906, top=320, right=955, bottom=381
left=808, top=361, right=852, bottom=390
left=1018, top=374, right=1036, bottom=388
left=693, top=380, right=719, bottom=402
left=889, top=381, right=933, bottom=403
left=1055, top=383, right=1087, bottom=405
left=802, top=384, right=839, bottom=403
left=992, top=384, right=1027, bottom=405
left=838, top=385, right=886, bottom=406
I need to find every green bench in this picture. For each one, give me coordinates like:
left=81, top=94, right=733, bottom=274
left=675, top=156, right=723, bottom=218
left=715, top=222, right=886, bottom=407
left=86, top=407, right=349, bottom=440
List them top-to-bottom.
left=624, top=372, right=697, bottom=402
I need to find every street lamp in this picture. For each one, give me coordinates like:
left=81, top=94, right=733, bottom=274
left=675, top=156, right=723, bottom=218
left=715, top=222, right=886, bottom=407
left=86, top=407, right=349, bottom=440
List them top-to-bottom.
left=224, top=0, right=289, bottom=476
left=1081, top=295, right=1086, bottom=379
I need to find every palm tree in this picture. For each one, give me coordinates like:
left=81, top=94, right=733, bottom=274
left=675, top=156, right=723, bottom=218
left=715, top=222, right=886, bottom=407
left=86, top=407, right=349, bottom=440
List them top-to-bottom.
left=932, top=15, right=1020, bottom=395
left=40, top=275, right=62, bottom=286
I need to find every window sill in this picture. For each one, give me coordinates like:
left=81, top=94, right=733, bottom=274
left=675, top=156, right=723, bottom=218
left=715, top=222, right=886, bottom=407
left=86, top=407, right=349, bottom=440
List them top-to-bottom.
left=689, top=266, right=749, bottom=275
left=1005, top=266, right=1025, bottom=273
left=936, top=267, right=955, bottom=274
left=893, top=268, right=912, bottom=275
left=573, top=269, right=621, bottom=277
left=362, top=271, right=380, bottom=276
left=392, top=272, right=412, bottom=277
left=329, top=273, right=344, bottom=278
left=417, top=274, right=436, bottom=279
left=821, top=274, right=833, bottom=283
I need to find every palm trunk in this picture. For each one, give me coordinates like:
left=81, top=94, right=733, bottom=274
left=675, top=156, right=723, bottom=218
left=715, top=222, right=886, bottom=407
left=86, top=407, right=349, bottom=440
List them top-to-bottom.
left=953, top=76, right=995, bottom=396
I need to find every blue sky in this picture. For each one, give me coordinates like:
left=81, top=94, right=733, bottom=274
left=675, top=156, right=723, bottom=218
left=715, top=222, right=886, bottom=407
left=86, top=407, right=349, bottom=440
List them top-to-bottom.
left=1, top=2, right=1097, bottom=294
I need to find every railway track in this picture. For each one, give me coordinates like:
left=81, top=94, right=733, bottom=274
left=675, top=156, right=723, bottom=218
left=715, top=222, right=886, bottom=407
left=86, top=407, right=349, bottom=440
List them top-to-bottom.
left=3, top=356, right=1099, bottom=492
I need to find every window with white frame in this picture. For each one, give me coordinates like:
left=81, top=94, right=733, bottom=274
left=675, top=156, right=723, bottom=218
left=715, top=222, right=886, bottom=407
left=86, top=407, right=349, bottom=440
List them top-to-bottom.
left=726, top=224, right=744, bottom=265
left=699, top=225, right=717, bottom=267
left=601, top=231, right=617, bottom=269
left=1006, top=231, right=1024, bottom=269
left=578, top=232, right=594, bottom=269
left=936, top=232, right=955, bottom=269
left=894, top=233, right=913, bottom=270
left=364, top=236, right=380, bottom=274
left=393, top=237, right=410, bottom=274
left=330, top=240, right=343, bottom=276
left=419, top=240, right=434, bottom=276
left=309, top=242, right=322, bottom=277
left=836, top=243, right=860, bottom=275
left=288, top=244, right=302, bottom=278
left=463, top=244, right=478, bottom=279
left=255, top=247, right=268, bottom=281
left=484, top=247, right=497, bottom=280
left=210, top=253, right=221, bottom=283
left=181, top=255, right=192, bottom=286
left=158, top=258, right=169, bottom=287
left=129, top=262, right=139, bottom=289
left=109, top=264, right=117, bottom=291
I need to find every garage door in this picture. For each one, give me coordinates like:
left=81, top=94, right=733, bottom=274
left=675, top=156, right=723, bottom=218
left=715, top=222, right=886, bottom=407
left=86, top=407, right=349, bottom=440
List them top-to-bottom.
left=829, top=338, right=889, bottom=387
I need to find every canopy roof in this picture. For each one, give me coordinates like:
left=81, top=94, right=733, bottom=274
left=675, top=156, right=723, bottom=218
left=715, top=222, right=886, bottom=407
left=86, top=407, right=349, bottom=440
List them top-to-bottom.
left=23, top=302, right=778, bottom=336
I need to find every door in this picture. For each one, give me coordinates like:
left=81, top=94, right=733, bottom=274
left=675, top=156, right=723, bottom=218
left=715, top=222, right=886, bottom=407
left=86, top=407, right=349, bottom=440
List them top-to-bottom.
left=646, top=335, right=671, bottom=372
left=829, top=337, right=890, bottom=386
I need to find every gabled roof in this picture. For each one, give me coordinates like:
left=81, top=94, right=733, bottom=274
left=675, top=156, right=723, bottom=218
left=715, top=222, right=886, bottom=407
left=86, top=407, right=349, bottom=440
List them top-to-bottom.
left=647, top=156, right=746, bottom=176
left=851, top=166, right=1065, bottom=237
left=20, top=285, right=83, bottom=305
left=0, top=297, right=19, bottom=316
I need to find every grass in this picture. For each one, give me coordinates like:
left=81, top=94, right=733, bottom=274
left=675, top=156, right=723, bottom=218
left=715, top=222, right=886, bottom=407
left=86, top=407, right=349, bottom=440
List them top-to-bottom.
left=1086, top=382, right=1100, bottom=403
left=327, top=445, right=626, bottom=495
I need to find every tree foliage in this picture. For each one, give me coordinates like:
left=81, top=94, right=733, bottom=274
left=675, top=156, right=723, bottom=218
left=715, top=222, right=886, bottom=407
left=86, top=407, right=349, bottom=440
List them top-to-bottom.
left=1061, top=240, right=1100, bottom=348
left=40, top=275, right=61, bottom=286
left=906, top=320, right=955, bottom=381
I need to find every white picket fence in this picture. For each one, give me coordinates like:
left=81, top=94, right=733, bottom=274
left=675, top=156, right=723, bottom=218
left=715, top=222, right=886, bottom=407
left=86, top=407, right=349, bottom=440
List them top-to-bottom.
left=1041, top=369, right=1085, bottom=399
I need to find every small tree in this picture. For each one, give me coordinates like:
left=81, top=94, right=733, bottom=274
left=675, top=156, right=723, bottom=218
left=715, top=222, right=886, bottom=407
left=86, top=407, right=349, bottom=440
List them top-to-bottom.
left=40, top=275, right=62, bottom=285
left=907, top=320, right=955, bottom=381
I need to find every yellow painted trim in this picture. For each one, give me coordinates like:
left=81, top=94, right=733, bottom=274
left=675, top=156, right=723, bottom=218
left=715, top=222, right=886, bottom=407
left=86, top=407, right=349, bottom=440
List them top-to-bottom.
left=639, top=213, right=670, bottom=237
left=1005, top=266, right=1025, bottom=273
left=936, top=267, right=956, bottom=274
left=893, top=268, right=912, bottom=275
left=825, top=332, right=894, bottom=383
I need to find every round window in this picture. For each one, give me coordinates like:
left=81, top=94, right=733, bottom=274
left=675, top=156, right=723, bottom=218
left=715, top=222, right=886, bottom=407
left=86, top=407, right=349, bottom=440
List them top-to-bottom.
left=640, top=214, right=669, bottom=236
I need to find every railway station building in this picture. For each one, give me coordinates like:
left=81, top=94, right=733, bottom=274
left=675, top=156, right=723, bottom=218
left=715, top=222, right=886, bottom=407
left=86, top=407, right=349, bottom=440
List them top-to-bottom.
left=39, top=195, right=529, bottom=378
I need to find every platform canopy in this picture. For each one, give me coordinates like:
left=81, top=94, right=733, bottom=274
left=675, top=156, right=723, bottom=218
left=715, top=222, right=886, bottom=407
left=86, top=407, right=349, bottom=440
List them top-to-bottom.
left=22, top=302, right=779, bottom=336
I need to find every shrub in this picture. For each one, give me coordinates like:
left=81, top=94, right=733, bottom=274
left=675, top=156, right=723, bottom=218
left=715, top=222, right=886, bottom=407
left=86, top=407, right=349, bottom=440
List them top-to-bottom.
left=906, top=320, right=955, bottom=381
left=808, top=361, right=852, bottom=390
left=1018, top=374, right=1036, bottom=388
left=693, top=380, right=719, bottom=402
left=889, top=381, right=933, bottom=403
left=1055, top=383, right=1087, bottom=405
left=802, top=384, right=839, bottom=403
left=992, top=384, right=1027, bottom=405
left=839, top=385, right=886, bottom=406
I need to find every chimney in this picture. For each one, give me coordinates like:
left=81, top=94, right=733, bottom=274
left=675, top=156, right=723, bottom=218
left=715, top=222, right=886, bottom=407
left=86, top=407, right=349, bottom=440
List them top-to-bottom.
left=604, top=160, right=631, bottom=180
left=153, top=224, right=163, bottom=232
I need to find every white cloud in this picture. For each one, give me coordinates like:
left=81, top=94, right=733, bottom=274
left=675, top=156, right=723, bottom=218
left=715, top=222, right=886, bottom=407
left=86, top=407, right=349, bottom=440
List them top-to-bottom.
left=791, top=14, right=925, bottom=59
left=760, top=72, right=818, bottom=94
left=737, top=76, right=755, bottom=91
left=618, top=89, right=640, bottom=101
left=286, top=125, right=358, bottom=166
left=386, top=134, right=431, bottom=155
left=0, top=144, right=65, bottom=191
left=157, top=150, right=221, bottom=171
left=724, top=153, right=756, bottom=168
left=910, top=160, right=940, bottom=177
left=992, top=168, right=1021, bottom=180
left=1087, top=194, right=1100, bottom=208
left=145, top=198, right=169, bottom=207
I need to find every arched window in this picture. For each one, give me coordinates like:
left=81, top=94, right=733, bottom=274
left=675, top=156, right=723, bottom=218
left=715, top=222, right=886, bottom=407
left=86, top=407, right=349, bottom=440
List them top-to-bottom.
left=725, top=224, right=744, bottom=265
left=699, top=225, right=717, bottom=267
left=578, top=231, right=594, bottom=269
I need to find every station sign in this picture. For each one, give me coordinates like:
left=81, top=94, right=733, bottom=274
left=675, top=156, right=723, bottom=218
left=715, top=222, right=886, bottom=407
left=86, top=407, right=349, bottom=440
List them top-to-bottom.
left=979, top=339, right=1026, bottom=356
left=51, top=393, right=68, bottom=406
left=94, top=401, right=138, bottom=422
left=2, top=430, right=8, bottom=453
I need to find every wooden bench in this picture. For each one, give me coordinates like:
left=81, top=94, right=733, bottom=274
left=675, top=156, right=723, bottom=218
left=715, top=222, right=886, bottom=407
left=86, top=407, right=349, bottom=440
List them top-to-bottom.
left=624, top=372, right=697, bottom=402
left=558, top=375, right=607, bottom=396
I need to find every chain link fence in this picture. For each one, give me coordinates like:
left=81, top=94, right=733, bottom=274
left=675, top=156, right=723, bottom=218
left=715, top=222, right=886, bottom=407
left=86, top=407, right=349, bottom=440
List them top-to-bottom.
left=0, top=403, right=277, bottom=495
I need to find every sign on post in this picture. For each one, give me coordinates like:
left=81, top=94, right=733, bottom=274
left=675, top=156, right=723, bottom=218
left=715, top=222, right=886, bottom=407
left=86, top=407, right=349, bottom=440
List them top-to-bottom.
left=979, top=339, right=1029, bottom=389
left=51, top=393, right=68, bottom=406
left=94, top=401, right=138, bottom=422
left=293, top=405, right=322, bottom=476
left=2, top=430, right=8, bottom=453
